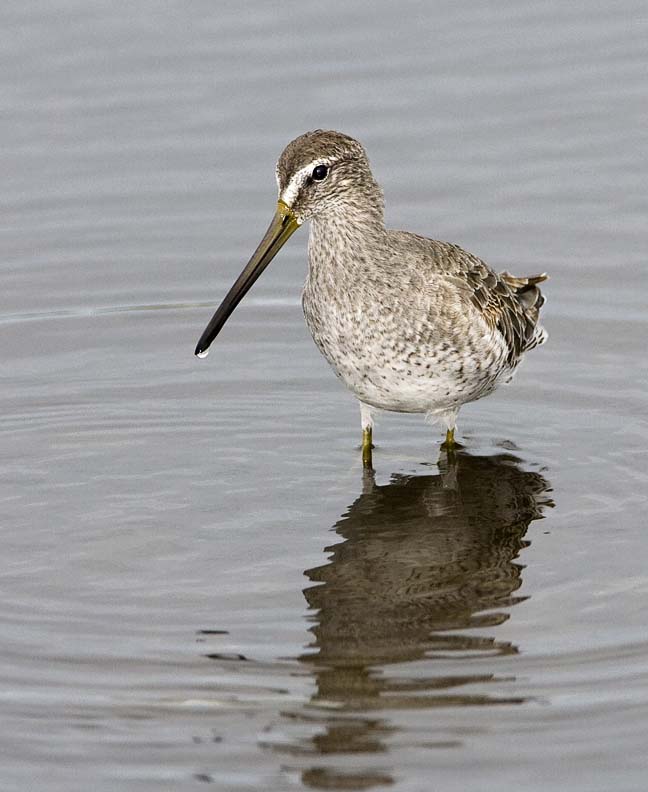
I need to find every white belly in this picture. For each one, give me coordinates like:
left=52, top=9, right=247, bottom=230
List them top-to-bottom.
left=327, top=345, right=507, bottom=415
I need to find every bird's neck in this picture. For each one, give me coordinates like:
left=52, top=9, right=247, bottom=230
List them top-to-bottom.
left=308, top=202, right=386, bottom=279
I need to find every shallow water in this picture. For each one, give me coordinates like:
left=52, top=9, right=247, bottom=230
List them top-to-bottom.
left=2, top=1, right=648, bottom=790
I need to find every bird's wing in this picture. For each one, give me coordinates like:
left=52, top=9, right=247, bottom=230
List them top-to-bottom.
left=445, top=245, right=548, bottom=363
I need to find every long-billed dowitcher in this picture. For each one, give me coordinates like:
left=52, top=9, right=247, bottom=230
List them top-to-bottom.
left=195, top=130, right=547, bottom=466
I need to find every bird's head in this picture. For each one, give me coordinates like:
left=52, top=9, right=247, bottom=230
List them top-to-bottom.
left=195, top=130, right=382, bottom=358
left=276, top=130, right=383, bottom=224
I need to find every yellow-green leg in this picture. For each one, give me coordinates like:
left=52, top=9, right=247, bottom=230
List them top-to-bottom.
left=360, top=402, right=374, bottom=469
left=362, top=426, right=373, bottom=469
left=440, top=426, right=457, bottom=459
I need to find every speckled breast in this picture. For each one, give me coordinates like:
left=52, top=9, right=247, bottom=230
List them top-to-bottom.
left=301, top=280, right=510, bottom=415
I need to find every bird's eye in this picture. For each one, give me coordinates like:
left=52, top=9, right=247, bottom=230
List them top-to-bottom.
left=311, top=164, right=328, bottom=181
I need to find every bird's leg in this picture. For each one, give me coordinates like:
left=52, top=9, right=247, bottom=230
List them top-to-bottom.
left=359, top=402, right=374, bottom=469
left=438, top=408, right=459, bottom=450
left=439, top=410, right=459, bottom=460
left=362, top=426, right=373, bottom=468
left=442, top=427, right=458, bottom=463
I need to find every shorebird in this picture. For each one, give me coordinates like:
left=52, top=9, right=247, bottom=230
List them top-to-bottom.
left=195, top=130, right=547, bottom=466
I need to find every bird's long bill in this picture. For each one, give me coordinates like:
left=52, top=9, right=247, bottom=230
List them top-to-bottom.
left=194, top=201, right=300, bottom=357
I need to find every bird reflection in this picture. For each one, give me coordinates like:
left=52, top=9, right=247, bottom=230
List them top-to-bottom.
left=287, top=450, right=552, bottom=788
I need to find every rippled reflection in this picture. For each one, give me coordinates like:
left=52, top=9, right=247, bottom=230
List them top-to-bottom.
left=286, top=450, right=552, bottom=788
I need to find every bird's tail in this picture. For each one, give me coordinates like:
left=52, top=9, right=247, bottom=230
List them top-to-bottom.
left=500, top=271, right=549, bottom=350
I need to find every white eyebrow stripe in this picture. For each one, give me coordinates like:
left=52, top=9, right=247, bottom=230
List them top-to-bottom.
left=279, top=159, right=331, bottom=207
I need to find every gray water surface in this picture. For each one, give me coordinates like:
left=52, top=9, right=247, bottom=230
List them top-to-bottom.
left=2, top=1, right=648, bottom=790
